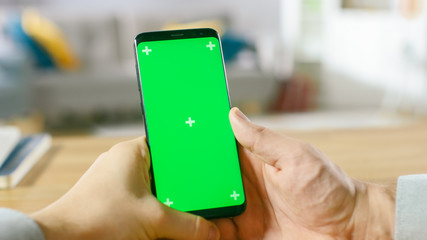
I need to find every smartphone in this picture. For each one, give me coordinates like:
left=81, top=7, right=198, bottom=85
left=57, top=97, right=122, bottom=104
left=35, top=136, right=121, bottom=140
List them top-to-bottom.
left=134, top=28, right=246, bottom=219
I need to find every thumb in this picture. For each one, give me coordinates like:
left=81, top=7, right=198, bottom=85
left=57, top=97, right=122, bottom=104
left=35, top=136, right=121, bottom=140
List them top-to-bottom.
left=229, top=107, right=303, bottom=169
left=154, top=206, right=220, bottom=240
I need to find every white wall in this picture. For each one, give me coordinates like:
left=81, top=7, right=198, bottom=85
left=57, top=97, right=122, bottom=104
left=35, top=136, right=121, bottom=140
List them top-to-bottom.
left=321, top=0, right=427, bottom=114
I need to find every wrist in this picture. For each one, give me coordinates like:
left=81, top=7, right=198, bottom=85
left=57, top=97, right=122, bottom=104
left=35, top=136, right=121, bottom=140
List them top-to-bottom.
left=351, top=182, right=395, bottom=239
left=31, top=206, right=80, bottom=240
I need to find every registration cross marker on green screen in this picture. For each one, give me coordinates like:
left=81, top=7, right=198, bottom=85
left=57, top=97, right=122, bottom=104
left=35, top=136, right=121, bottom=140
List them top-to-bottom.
left=141, top=46, right=152, bottom=55
left=185, top=117, right=195, bottom=127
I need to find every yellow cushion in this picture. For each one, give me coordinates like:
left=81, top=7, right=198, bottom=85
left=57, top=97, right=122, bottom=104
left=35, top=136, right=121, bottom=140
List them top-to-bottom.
left=22, top=9, right=79, bottom=70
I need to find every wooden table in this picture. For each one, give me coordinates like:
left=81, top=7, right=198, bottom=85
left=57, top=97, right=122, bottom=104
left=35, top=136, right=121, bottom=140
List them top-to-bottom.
left=1, top=121, right=427, bottom=214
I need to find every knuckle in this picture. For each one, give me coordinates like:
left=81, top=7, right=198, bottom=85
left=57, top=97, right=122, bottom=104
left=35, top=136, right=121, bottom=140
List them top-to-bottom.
left=254, top=124, right=269, bottom=137
left=251, top=125, right=269, bottom=151
left=109, top=139, right=144, bottom=156
left=288, top=140, right=314, bottom=162
left=110, top=141, right=130, bottom=152
left=294, top=141, right=324, bottom=165
left=297, top=141, right=314, bottom=152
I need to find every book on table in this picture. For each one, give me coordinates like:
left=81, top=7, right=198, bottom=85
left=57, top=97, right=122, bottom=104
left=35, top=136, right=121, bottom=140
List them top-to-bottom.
left=0, top=126, right=51, bottom=189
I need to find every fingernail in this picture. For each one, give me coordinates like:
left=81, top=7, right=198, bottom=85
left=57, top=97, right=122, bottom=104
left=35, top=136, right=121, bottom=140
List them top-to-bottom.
left=233, top=107, right=250, bottom=122
left=208, top=225, right=219, bottom=240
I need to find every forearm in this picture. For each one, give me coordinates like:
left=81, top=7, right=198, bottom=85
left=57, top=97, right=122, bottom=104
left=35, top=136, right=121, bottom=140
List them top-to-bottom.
left=395, top=174, right=427, bottom=239
left=351, top=182, right=395, bottom=240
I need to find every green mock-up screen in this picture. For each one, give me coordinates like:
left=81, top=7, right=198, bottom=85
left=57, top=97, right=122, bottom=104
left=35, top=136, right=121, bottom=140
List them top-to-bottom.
left=136, top=35, right=245, bottom=213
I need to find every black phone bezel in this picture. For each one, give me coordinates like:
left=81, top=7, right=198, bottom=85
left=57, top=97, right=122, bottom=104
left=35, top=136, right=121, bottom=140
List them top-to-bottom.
left=133, top=28, right=246, bottom=219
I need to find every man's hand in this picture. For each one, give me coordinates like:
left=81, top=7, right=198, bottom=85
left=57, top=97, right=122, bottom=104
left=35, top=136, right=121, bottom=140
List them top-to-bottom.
left=213, top=108, right=395, bottom=240
left=31, top=137, right=219, bottom=240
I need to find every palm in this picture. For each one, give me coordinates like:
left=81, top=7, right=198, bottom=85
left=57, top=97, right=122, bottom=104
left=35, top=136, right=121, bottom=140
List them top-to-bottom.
left=214, top=145, right=358, bottom=240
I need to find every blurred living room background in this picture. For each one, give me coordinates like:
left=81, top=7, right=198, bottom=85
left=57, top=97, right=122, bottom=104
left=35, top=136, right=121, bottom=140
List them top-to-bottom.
left=1, top=0, right=426, bottom=136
